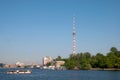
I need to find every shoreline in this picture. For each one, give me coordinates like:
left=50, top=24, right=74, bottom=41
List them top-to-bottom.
left=1, top=67, right=120, bottom=71
left=90, top=68, right=120, bottom=71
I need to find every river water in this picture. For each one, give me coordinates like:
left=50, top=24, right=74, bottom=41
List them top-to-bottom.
left=0, top=68, right=120, bottom=80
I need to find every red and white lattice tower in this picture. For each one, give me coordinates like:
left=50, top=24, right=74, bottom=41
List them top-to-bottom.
left=72, top=17, right=76, bottom=55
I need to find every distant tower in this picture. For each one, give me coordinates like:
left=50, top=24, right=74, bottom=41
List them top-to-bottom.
left=72, top=17, right=76, bottom=55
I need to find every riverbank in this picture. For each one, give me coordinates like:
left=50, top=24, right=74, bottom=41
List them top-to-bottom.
left=91, top=68, right=120, bottom=71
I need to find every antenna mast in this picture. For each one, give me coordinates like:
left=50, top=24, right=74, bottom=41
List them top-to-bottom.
left=72, top=17, right=76, bottom=55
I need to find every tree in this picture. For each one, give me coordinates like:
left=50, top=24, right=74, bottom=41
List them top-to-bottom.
left=63, top=47, right=120, bottom=70
left=110, top=47, right=118, bottom=52
left=110, top=47, right=120, bottom=57
left=115, top=51, right=120, bottom=57
left=84, top=52, right=91, bottom=59
left=106, top=52, right=117, bottom=68
left=95, top=53, right=106, bottom=68
left=56, top=56, right=62, bottom=61
left=90, top=56, right=97, bottom=68
left=80, top=57, right=91, bottom=70
left=114, top=58, right=120, bottom=68
left=64, top=59, right=76, bottom=69
left=46, top=62, right=52, bottom=66
left=81, top=63, right=92, bottom=70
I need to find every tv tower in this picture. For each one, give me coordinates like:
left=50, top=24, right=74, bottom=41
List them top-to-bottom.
left=72, top=17, right=76, bottom=55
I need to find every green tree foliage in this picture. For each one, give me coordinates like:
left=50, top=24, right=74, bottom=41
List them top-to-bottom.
left=64, top=47, right=120, bottom=70
left=110, top=47, right=118, bottom=52
left=110, top=47, right=120, bottom=57
left=95, top=53, right=106, bottom=68
left=56, top=56, right=62, bottom=61
left=90, top=56, right=97, bottom=68
left=64, top=59, right=76, bottom=69
left=46, top=62, right=52, bottom=66
left=81, top=63, right=92, bottom=70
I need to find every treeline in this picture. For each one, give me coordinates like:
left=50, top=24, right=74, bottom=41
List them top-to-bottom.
left=60, top=47, right=120, bottom=70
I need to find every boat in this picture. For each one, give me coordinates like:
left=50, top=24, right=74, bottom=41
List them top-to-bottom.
left=7, top=70, right=31, bottom=74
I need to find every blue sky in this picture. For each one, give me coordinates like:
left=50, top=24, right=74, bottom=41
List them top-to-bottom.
left=0, top=0, right=120, bottom=64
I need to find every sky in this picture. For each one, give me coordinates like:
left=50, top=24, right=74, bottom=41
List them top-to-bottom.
left=0, top=0, right=120, bottom=64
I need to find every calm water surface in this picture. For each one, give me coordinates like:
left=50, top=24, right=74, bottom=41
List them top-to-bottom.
left=0, top=68, right=120, bottom=80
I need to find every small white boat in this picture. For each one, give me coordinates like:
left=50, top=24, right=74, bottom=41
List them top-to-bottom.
left=7, top=70, right=31, bottom=74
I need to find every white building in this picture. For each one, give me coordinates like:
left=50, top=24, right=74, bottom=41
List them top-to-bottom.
left=43, top=56, right=53, bottom=65
left=55, top=61, right=65, bottom=68
left=16, top=62, right=24, bottom=68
